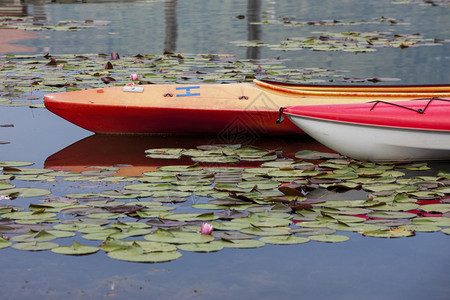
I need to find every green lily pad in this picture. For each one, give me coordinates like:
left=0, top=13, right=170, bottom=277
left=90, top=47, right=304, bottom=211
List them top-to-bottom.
left=295, top=150, right=340, bottom=159
left=0, top=161, right=34, bottom=167
left=0, top=182, right=15, bottom=190
left=0, top=188, right=51, bottom=198
left=370, top=203, right=419, bottom=211
left=419, top=204, right=450, bottom=213
left=1, top=211, right=56, bottom=220
left=367, top=211, right=417, bottom=219
left=164, top=213, right=218, bottom=222
left=412, top=217, right=450, bottom=227
left=404, top=224, right=441, bottom=232
left=240, top=226, right=291, bottom=236
left=290, top=227, right=336, bottom=235
left=361, top=227, right=415, bottom=238
left=144, top=228, right=215, bottom=244
left=10, top=230, right=58, bottom=242
left=309, top=234, right=350, bottom=243
left=259, top=235, right=309, bottom=245
left=0, top=236, right=12, bottom=249
left=99, top=238, right=176, bottom=253
left=211, top=239, right=265, bottom=249
left=51, top=240, right=99, bottom=255
left=12, top=241, right=59, bottom=251
left=177, top=243, right=224, bottom=252
left=107, top=245, right=182, bottom=263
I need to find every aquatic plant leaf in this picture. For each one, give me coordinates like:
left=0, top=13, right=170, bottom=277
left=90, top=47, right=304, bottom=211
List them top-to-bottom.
left=295, top=150, right=340, bottom=159
left=0, top=161, right=34, bottom=167
left=2, top=167, right=53, bottom=175
left=0, top=182, right=15, bottom=190
left=0, top=188, right=51, bottom=198
left=151, top=191, right=191, bottom=198
left=64, top=193, right=102, bottom=199
left=370, top=202, right=419, bottom=211
left=419, top=204, right=450, bottom=213
left=1, top=211, right=56, bottom=220
left=367, top=211, right=417, bottom=219
left=164, top=213, right=218, bottom=222
left=412, top=217, right=450, bottom=226
left=208, top=220, right=248, bottom=231
left=404, top=224, right=441, bottom=232
left=240, top=226, right=291, bottom=236
left=361, top=226, right=415, bottom=238
left=290, top=227, right=336, bottom=235
left=144, top=229, right=214, bottom=244
left=10, top=230, right=58, bottom=242
left=309, top=234, right=349, bottom=242
left=259, top=235, right=309, bottom=245
left=0, top=236, right=12, bottom=249
left=211, top=239, right=265, bottom=249
left=51, top=240, right=99, bottom=255
left=12, top=241, right=59, bottom=251
left=177, top=243, right=224, bottom=252
left=107, top=246, right=182, bottom=263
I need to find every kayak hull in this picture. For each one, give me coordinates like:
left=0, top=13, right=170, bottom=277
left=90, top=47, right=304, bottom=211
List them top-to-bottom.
left=283, top=98, right=450, bottom=161
left=46, top=102, right=300, bottom=135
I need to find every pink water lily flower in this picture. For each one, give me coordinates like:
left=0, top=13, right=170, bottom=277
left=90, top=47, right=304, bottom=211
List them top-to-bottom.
left=130, top=73, right=138, bottom=81
left=201, top=222, right=213, bottom=235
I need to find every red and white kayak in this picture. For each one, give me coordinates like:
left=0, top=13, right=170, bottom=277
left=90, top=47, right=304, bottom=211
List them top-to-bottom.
left=44, top=80, right=450, bottom=135
left=279, top=98, right=450, bottom=161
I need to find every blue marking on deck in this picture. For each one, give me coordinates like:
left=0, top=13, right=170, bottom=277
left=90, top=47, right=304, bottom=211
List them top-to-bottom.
left=175, top=86, right=200, bottom=97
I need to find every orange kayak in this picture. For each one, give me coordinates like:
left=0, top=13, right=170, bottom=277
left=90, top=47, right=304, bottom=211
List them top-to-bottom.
left=44, top=80, right=450, bottom=135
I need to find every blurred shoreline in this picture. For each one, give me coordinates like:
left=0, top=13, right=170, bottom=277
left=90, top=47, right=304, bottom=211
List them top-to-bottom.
left=0, top=28, right=38, bottom=55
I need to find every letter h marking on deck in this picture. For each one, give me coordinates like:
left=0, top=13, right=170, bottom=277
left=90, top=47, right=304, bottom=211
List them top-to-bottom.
left=175, top=86, right=200, bottom=97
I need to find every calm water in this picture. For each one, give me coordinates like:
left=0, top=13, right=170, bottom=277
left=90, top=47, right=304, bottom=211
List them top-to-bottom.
left=1, top=0, right=450, bottom=299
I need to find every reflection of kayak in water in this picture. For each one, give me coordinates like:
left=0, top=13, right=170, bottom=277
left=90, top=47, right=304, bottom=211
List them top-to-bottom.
left=43, top=79, right=450, bottom=135
left=44, top=134, right=335, bottom=176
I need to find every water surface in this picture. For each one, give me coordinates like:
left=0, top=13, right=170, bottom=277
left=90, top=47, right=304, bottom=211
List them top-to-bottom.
left=1, top=1, right=450, bottom=299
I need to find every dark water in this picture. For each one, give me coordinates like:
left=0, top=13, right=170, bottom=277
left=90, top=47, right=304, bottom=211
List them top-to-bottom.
left=1, top=0, right=450, bottom=299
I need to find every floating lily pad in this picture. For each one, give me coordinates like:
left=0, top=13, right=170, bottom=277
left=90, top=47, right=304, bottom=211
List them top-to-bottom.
left=295, top=150, right=340, bottom=160
left=0, top=161, right=34, bottom=167
left=2, top=167, right=53, bottom=175
left=0, top=182, right=15, bottom=190
left=0, top=188, right=51, bottom=198
left=419, top=204, right=450, bottom=213
left=1, top=210, right=56, bottom=220
left=367, top=211, right=417, bottom=219
left=240, top=226, right=291, bottom=236
left=361, top=227, right=415, bottom=238
left=144, top=228, right=215, bottom=244
left=10, top=230, right=58, bottom=242
left=309, top=234, right=350, bottom=243
left=259, top=235, right=309, bottom=245
left=0, top=236, right=12, bottom=249
left=211, top=239, right=265, bottom=249
left=51, top=240, right=99, bottom=255
left=12, top=241, right=59, bottom=251
left=177, top=243, right=224, bottom=252
left=107, top=245, right=182, bottom=263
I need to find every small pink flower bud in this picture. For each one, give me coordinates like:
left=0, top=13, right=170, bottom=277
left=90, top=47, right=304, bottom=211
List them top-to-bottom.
left=130, top=74, right=138, bottom=81
left=201, top=222, right=213, bottom=235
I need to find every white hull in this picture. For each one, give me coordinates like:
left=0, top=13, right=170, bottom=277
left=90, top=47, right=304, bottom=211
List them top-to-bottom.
left=286, top=114, right=450, bottom=161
